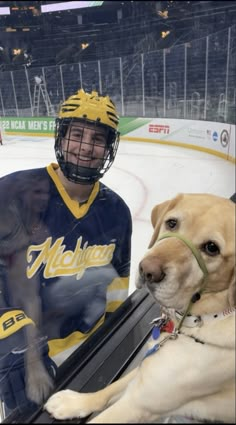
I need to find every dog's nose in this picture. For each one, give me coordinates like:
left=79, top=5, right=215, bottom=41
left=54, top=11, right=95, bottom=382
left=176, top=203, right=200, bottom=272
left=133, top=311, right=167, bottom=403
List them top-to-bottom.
left=139, top=257, right=165, bottom=283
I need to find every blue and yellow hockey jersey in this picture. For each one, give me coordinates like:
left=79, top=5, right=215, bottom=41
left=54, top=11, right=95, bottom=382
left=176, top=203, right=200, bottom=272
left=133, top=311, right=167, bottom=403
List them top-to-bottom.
left=0, top=163, right=132, bottom=361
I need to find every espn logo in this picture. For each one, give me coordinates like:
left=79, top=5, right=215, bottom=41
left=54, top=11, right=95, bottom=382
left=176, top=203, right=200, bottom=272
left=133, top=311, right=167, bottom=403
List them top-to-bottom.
left=149, top=124, right=170, bottom=134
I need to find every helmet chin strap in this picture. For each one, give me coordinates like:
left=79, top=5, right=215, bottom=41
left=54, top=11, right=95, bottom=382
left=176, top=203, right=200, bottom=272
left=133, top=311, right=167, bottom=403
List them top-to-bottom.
left=157, top=232, right=209, bottom=332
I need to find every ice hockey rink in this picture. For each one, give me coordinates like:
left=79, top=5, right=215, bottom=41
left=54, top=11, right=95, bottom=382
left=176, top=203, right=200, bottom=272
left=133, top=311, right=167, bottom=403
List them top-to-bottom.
left=0, top=135, right=235, bottom=294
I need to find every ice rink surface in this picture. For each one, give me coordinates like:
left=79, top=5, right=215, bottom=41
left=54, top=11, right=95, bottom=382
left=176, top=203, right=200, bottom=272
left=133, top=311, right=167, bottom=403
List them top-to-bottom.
left=0, top=135, right=235, bottom=293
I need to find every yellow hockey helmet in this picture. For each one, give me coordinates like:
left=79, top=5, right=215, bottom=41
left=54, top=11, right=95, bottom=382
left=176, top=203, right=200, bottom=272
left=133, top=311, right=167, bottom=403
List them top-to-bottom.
left=55, top=89, right=120, bottom=185
left=58, top=89, right=119, bottom=131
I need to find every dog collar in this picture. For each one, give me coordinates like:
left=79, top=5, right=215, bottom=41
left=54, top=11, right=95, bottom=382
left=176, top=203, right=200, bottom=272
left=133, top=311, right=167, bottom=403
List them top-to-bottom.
left=175, top=307, right=236, bottom=328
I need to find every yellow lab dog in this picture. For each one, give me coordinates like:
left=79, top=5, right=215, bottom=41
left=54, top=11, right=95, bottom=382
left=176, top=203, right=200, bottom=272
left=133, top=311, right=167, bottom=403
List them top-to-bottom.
left=45, top=193, right=235, bottom=423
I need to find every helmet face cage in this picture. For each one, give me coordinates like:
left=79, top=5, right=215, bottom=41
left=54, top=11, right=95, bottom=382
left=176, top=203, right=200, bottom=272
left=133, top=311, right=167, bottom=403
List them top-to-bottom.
left=55, top=117, right=120, bottom=184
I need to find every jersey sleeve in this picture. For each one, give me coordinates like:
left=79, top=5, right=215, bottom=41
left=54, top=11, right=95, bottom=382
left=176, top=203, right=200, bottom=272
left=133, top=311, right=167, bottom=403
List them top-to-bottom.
left=106, top=201, right=132, bottom=313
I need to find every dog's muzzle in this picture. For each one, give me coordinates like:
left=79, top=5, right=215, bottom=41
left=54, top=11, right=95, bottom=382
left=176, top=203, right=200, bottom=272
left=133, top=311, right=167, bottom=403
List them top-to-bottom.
left=138, top=232, right=209, bottom=330
left=138, top=232, right=209, bottom=303
left=139, top=232, right=208, bottom=285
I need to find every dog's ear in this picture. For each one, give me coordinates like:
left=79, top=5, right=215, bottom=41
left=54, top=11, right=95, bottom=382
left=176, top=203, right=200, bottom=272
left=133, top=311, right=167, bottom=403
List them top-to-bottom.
left=148, top=194, right=183, bottom=248
left=149, top=200, right=171, bottom=248
left=227, top=266, right=236, bottom=308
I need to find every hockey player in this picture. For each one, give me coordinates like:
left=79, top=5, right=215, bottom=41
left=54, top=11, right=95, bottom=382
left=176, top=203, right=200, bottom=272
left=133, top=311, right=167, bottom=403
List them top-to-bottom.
left=0, top=89, right=132, bottom=417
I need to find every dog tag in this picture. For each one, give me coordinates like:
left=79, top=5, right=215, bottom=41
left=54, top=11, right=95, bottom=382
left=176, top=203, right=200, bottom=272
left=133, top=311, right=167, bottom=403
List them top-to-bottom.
left=150, top=313, right=169, bottom=329
left=152, top=326, right=160, bottom=340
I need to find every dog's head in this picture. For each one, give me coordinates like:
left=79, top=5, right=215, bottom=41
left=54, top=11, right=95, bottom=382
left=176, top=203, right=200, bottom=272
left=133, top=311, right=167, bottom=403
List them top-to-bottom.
left=136, top=193, right=235, bottom=314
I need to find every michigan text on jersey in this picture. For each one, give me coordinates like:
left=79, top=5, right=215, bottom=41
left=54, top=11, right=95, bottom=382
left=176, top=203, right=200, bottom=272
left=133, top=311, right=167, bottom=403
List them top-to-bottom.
left=26, top=237, right=116, bottom=280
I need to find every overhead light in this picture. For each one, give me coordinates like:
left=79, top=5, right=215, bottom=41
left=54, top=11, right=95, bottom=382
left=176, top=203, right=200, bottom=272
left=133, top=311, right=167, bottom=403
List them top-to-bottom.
left=41, top=1, right=104, bottom=13
left=0, top=7, right=10, bottom=15
left=158, top=10, right=168, bottom=19
left=6, top=27, right=17, bottom=32
left=161, top=30, right=170, bottom=38
left=81, top=43, right=89, bottom=50
left=13, top=49, right=22, bottom=55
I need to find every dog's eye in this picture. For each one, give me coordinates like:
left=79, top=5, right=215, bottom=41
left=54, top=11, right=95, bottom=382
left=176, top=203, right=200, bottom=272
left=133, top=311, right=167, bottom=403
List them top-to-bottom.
left=166, top=219, right=178, bottom=229
left=202, top=241, right=220, bottom=256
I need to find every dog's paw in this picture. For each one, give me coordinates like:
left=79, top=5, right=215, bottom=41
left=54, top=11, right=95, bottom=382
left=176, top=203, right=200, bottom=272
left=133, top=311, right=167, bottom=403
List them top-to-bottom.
left=44, top=389, right=93, bottom=420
